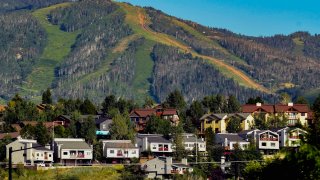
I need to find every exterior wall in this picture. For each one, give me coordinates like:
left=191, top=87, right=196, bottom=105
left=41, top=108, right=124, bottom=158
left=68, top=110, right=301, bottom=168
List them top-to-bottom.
left=240, top=116, right=254, bottom=130
left=99, top=121, right=110, bottom=131
left=256, top=132, right=279, bottom=150
left=6, top=141, right=26, bottom=165
left=150, top=142, right=173, bottom=152
left=184, top=142, right=206, bottom=152
left=229, top=142, right=250, bottom=150
left=106, top=148, right=139, bottom=158
left=60, top=149, right=92, bottom=160
left=33, top=150, right=53, bottom=162
left=142, top=158, right=166, bottom=175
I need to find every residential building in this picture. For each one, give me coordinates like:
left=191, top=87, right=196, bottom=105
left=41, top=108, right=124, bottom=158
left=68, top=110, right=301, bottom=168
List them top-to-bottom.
left=242, top=103, right=311, bottom=127
left=130, top=107, right=180, bottom=132
left=200, top=113, right=254, bottom=134
left=200, top=113, right=228, bottom=134
left=95, top=117, right=112, bottom=136
left=276, top=127, right=307, bottom=147
left=255, top=130, right=279, bottom=154
left=0, top=132, right=20, bottom=140
left=181, top=133, right=206, bottom=152
left=215, top=133, right=250, bottom=150
left=136, top=134, right=173, bottom=155
left=6, top=138, right=53, bottom=166
left=53, top=138, right=93, bottom=166
left=101, top=140, right=139, bottom=161
left=141, top=157, right=193, bottom=179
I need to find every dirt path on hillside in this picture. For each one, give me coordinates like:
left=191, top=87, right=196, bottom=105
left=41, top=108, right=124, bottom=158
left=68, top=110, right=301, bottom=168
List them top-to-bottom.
left=136, top=10, right=269, bottom=93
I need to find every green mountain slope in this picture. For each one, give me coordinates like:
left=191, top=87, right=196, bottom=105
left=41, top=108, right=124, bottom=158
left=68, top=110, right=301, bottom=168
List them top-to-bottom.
left=1, top=0, right=320, bottom=104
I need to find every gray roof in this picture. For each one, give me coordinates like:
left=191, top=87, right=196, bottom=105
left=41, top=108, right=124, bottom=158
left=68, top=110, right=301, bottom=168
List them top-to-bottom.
left=200, top=113, right=227, bottom=121
left=233, top=113, right=251, bottom=119
left=95, top=117, right=112, bottom=125
left=216, top=133, right=248, bottom=142
left=147, top=136, right=171, bottom=143
left=183, top=136, right=204, bottom=143
left=57, top=141, right=91, bottom=150
left=105, top=142, right=137, bottom=149
left=31, top=143, right=52, bottom=151
left=172, top=163, right=190, bottom=168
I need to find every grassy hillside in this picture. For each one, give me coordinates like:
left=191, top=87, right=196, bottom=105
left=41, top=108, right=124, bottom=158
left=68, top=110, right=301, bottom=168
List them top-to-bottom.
left=21, top=2, right=79, bottom=100
left=118, top=2, right=269, bottom=93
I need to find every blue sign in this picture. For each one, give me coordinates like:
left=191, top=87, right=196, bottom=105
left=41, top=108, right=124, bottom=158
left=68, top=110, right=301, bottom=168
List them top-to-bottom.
left=96, top=131, right=110, bottom=135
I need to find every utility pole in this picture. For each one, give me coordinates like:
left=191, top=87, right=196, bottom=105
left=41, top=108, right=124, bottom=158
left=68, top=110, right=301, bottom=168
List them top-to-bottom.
left=195, top=137, right=198, bottom=164
left=9, top=147, right=12, bottom=180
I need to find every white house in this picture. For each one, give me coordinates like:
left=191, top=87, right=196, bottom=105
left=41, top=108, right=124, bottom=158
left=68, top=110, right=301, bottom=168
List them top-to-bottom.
left=276, top=127, right=307, bottom=147
left=255, top=130, right=279, bottom=154
left=182, top=133, right=206, bottom=152
left=215, top=133, right=250, bottom=150
left=136, top=134, right=173, bottom=154
left=6, top=138, right=53, bottom=166
left=53, top=138, right=93, bottom=166
left=101, top=140, right=139, bottom=160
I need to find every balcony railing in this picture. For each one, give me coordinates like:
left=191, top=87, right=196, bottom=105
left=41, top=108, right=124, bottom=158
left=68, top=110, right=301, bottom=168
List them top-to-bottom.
left=289, top=136, right=300, bottom=139
left=260, top=138, right=278, bottom=141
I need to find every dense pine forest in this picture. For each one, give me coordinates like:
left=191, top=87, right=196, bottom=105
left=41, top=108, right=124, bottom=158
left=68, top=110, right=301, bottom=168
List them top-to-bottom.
left=0, top=0, right=320, bottom=105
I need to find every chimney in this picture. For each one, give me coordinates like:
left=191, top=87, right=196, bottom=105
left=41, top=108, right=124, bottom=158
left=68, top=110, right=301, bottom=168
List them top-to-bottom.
left=288, top=102, right=293, bottom=107
left=256, top=103, right=262, bottom=107
left=143, top=137, right=148, bottom=151
left=224, top=138, right=228, bottom=147
left=165, top=157, right=173, bottom=174
left=181, top=158, right=188, bottom=165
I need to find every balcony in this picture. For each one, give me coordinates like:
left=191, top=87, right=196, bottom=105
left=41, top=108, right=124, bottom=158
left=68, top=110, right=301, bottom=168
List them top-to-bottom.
left=289, top=136, right=300, bottom=139
left=260, top=138, right=278, bottom=141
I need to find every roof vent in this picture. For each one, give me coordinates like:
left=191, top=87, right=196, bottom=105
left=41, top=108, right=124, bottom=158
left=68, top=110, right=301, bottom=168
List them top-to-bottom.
left=288, top=102, right=293, bottom=106
left=256, top=103, right=262, bottom=107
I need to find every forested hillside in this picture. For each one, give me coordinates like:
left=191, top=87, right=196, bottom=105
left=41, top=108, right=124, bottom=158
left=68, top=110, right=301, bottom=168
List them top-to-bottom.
left=0, top=0, right=319, bottom=104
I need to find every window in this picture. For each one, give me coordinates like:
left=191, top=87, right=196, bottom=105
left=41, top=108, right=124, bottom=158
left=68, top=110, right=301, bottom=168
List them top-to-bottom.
left=301, top=113, right=305, bottom=116
left=215, top=121, right=218, bottom=124
left=102, top=124, right=106, bottom=129
left=262, top=143, right=266, bottom=146
left=271, top=143, right=275, bottom=147
left=184, top=144, right=188, bottom=147
left=152, top=145, right=157, bottom=150
left=110, top=150, right=114, bottom=154
left=132, top=150, right=136, bottom=154
left=124, top=151, right=128, bottom=154
left=63, top=152, right=68, bottom=155
left=87, top=152, right=90, bottom=155
left=23, top=153, right=26, bottom=157
left=37, top=153, right=39, bottom=157
left=49, top=154, right=52, bottom=157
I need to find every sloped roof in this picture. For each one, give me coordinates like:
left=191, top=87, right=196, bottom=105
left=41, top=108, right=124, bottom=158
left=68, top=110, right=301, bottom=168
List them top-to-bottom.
left=242, top=104, right=274, bottom=113
left=275, top=104, right=309, bottom=113
left=0, top=105, right=6, bottom=112
left=130, top=109, right=156, bottom=118
left=162, top=109, right=178, bottom=115
left=200, top=113, right=227, bottom=121
left=95, top=117, right=112, bottom=125
left=0, top=132, right=20, bottom=140
left=216, top=133, right=248, bottom=142
left=147, top=136, right=171, bottom=143
left=183, top=136, right=204, bottom=143
left=57, top=141, right=91, bottom=150
left=105, top=142, right=137, bottom=149
left=31, top=143, right=52, bottom=151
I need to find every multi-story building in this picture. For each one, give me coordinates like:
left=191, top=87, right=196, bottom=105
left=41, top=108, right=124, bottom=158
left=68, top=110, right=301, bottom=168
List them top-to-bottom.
left=242, top=103, right=311, bottom=127
left=130, top=107, right=179, bottom=132
left=200, top=113, right=254, bottom=134
left=275, top=127, right=307, bottom=147
left=255, top=130, right=279, bottom=154
left=181, top=133, right=206, bottom=152
left=215, top=133, right=250, bottom=150
left=136, top=134, right=173, bottom=155
left=6, top=138, right=53, bottom=166
left=53, top=138, right=93, bottom=166
left=101, top=140, right=139, bottom=161
left=141, top=157, right=193, bottom=179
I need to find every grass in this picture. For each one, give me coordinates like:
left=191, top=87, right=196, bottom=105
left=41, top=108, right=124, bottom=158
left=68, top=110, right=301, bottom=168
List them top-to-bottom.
left=22, top=2, right=79, bottom=96
left=117, top=2, right=269, bottom=93
left=293, top=37, right=304, bottom=57
left=132, top=39, right=156, bottom=104
left=8, top=166, right=123, bottom=180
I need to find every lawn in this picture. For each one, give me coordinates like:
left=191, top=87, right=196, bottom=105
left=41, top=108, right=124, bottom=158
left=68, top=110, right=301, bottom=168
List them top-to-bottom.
left=22, top=2, right=79, bottom=97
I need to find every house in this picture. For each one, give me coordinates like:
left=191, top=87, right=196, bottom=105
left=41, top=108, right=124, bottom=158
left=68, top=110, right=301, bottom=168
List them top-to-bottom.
left=242, top=103, right=311, bottom=127
left=0, top=105, right=5, bottom=120
left=130, top=107, right=180, bottom=132
left=130, top=109, right=156, bottom=132
left=200, top=113, right=254, bottom=134
left=200, top=113, right=228, bottom=134
left=95, top=117, right=112, bottom=136
left=276, top=127, right=307, bottom=147
left=255, top=130, right=279, bottom=154
left=181, top=133, right=206, bottom=152
left=215, top=133, right=250, bottom=150
left=136, top=134, right=173, bottom=155
left=6, top=138, right=53, bottom=166
left=53, top=138, right=93, bottom=166
left=101, top=140, right=139, bottom=161
left=141, top=157, right=193, bottom=179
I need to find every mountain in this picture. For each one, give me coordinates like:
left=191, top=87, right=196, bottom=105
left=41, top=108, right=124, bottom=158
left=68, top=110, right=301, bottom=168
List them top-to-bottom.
left=0, top=0, right=319, bottom=104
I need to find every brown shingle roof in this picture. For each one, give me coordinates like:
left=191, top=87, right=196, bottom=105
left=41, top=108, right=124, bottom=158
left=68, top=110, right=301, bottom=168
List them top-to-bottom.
left=242, top=104, right=274, bottom=113
left=275, top=104, right=309, bottom=113
left=0, top=105, right=6, bottom=112
left=130, top=109, right=156, bottom=118
left=162, top=109, right=178, bottom=115
left=0, top=132, right=20, bottom=140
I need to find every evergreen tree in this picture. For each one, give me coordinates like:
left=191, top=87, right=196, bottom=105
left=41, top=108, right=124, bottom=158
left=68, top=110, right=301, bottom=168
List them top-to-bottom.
left=42, top=88, right=52, bottom=104
left=164, top=90, right=186, bottom=111
left=102, top=95, right=116, bottom=115
left=226, top=95, right=241, bottom=113
left=295, top=96, right=309, bottom=104
left=80, top=98, right=97, bottom=115
left=110, top=112, right=135, bottom=141
left=144, top=115, right=171, bottom=138
left=226, top=116, right=242, bottom=133
left=35, top=122, right=51, bottom=145
left=171, top=124, right=186, bottom=160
